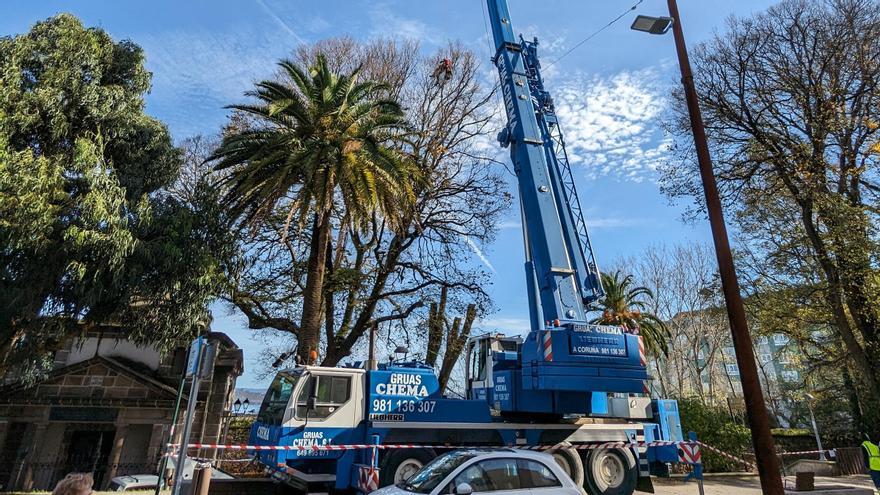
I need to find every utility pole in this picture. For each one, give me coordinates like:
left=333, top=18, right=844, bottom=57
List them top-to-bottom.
left=665, top=0, right=784, bottom=492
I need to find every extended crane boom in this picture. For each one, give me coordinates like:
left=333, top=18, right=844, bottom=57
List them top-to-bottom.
left=467, top=0, right=649, bottom=411
left=488, top=0, right=603, bottom=330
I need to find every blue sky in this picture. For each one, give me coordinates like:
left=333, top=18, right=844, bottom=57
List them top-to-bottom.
left=6, top=0, right=777, bottom=388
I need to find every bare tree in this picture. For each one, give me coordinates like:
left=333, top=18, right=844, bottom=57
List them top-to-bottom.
left=629, top=243, right=731, bottom=404
left=426, top=286, right=478, bottom=393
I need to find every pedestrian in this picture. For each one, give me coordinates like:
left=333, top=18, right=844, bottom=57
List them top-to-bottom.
left=862, top=434, right=880, bottom=494
left=52, top=472, right=93, bottom=495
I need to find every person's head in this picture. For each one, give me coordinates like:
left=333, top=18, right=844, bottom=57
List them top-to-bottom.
left=52, top=472, right=93, bottom=495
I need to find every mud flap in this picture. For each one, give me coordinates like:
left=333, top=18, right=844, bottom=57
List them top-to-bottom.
left=635, top=444, right=654, bottom=493
left=635, top=475, right=655, bottom=493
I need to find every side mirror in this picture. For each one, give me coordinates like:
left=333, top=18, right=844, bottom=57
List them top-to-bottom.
left=306, top=377, right=318, bottom=411
left=455, top=482, right=474, bottom=494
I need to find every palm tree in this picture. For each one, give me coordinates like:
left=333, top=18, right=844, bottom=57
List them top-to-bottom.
left=211, top=55, right=416, bottom=363
left=591, top=270, right=670, bottom=356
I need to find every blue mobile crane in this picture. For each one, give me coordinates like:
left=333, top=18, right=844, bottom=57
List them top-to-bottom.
left=247, top=1, right=687, bottom=493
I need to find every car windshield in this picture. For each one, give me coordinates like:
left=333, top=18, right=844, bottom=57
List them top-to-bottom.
left=398, top=451, right=480, bottom=494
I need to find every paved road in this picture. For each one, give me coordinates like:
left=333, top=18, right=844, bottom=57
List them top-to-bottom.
left=651, top=475, right=875, bottom=494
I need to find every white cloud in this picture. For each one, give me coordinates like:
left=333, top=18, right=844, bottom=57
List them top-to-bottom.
left=368, top=2, right=438, bottom=44
left=300, top=14, right=331, bottom=34
left=140, top=24, right=292, bottom=137
left=518, top=24, right=567, bottom=56
left=477, top=64, right=672, bottom=185
left=551, top=66, right=672, bottom=183
left=587, top=216, right=645, bottom=229
left=498, top=220, right=522, bottom=230
left=477, top=317, right=532, bottom=334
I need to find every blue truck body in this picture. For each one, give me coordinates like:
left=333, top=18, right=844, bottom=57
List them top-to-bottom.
left=248, top=360, right=685, bottom=493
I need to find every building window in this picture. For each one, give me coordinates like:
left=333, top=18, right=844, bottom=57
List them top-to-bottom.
left=773, top=334, right=789, bottom=345
left=758, top=336, right=769, bottom=345
left=759, top=353, right=772, bottom=364
left=726, top=364, right=740, bottom=376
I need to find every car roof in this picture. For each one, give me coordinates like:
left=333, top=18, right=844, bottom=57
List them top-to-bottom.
left=449, top=448, right=557, bottom=462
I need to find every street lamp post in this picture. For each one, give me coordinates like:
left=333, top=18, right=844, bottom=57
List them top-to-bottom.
left=631, top=2, right=784, bottom=494
left=805, top=394, right=827, bottom=461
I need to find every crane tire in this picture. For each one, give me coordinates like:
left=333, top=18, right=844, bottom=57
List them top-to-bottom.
left=550, top=443, right=585, bottom=487
left=379, top=448, right=436, bottom=487
left=583, top=448, right=638, bottom=495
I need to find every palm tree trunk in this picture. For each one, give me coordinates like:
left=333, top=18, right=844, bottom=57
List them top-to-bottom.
left=298, top=211, right=332, bottom=364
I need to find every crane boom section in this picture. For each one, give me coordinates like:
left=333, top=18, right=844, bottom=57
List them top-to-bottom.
left=487, top=0, right=602, bottom=327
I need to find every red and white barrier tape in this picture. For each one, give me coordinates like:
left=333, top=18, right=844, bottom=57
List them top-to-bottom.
left=168, top=440, right=689, bottom=452
left=696, top=441, right=756, bottom=470
left=778, top=449, right=835, bottom=457
left=188, top=456, right=256, bottom=463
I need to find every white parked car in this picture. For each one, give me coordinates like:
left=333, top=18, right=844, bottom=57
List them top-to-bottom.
left=373, top=449, right=583, bottom=495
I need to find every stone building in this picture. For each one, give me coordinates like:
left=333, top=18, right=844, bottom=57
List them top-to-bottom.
left=0, top=328, right=243, bottom=491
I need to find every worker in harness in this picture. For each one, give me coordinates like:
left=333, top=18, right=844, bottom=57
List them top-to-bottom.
left=432, top=57, right=453, bottom=82
left=862, top=433, right=880, bottom=493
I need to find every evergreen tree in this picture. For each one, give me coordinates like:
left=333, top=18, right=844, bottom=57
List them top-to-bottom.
left=0, top=14, right=229, bottom=379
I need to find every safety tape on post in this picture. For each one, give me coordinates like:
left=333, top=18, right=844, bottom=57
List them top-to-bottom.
left=167, top=439, right=766, bottom=473
left=166, top=440, right=690, bottom=452
left=696, top=441, right=757, bottom=471
left=778, top=449, right=836, bottom=457
left=187, top=456, right=257, bottom=463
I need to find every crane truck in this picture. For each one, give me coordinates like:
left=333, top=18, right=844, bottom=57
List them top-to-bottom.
left=248, top=1, right=688, bottom=493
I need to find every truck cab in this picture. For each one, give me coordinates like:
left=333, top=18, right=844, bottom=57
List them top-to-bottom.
left=465, top=333, right=521, bottom=406
left=251, top=366, right=367, bottom=489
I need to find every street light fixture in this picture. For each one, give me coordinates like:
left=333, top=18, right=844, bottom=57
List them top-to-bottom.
left=631, top=2, right=784, bottom=494
left=630, top=15, right=674, bottom=35
left=805, top=393, right=827, bottom=461
left=233, top=398, right=242, bottom=414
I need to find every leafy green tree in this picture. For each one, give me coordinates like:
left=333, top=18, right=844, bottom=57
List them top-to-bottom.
left=0, top=14, right=228, bottom=379
left=211, top=54, right=416, bottom=364
left=591, top=270, right=670, bottom=356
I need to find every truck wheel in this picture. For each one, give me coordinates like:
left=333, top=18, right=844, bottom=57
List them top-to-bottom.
left=550, top=443, right=584, bottom=487
left=583, top=448, right=637, bottom=495
left=379, top=449, right=436, bottom=487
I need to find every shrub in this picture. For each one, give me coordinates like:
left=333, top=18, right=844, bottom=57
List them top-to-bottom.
left=678, top=397, right=753, bottom=472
